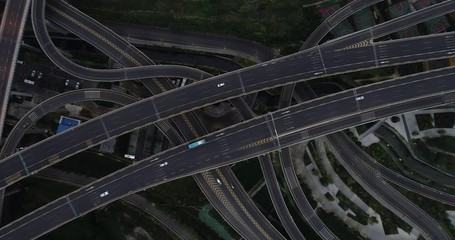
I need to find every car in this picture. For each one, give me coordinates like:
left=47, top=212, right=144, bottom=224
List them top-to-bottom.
left=30, top=70, right=35, bottom=77
left=37, top=72, right=42, bottom=79
left=65, top=79, right=69, bottom=86
left=217, top=83, right=225, bottom=87
left=355, top=96, right=364, bottom=101
left=159, top=162, right=168, bottom=167
left=216, top=178, right=222, bottom=185
left=100, top=191, right=109, bottom=197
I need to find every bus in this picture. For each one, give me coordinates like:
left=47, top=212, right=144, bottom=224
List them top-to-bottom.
left=188, top=139, right=206, bottom=149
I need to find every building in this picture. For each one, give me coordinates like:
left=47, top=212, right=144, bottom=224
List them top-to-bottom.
left=56, top=116, right=81, bottom=133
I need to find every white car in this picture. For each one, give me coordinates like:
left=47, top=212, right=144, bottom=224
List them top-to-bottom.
left=31, top=70, right=35, bottom=77
left=217, top=83, right=225, bottom=87
left=355, top=96, right=364, bottom=101
left=159, top=162, right=168, bottom=167
left=216, top=178, right=222, bottom=185
left=100, top=191, right=109, bottom=197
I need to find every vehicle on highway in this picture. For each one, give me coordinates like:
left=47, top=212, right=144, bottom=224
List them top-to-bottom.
left=16, top=60, right=24, bottom=64
left=30, top=70, right=35, bottom=77
left=37, top=72, right=42, bottom=79
left=24, top=79, right=35, bottom=85
left=217, top=83, right=225, bottom=87
left=355, top=96, right=364, bottom=101
left=188, top=139, right=207, bottom=149
left=124, top=154, right=135, bottom=160
left=159, top=162, right=168, bottom=167
left=216, top=178, right=222, bottom=185
left=100, top=191, right=109, bottom=197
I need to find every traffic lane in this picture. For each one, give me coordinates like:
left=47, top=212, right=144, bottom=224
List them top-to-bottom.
left=47, top=0, right=151, bottom=66
left=48, top=0, right=137, bottom=54
left=323, top=0, right=455, bottom=52
left=372, top=0, right=455, bottom=38
left=33, top=1, right=209, bottom=82
left=45, top=9, right=130, bottom=66
left=102, top=21, right=276, bottom=61
left=376, top=32, right=455, bottom=59
left=377, top=34, right=455, bottom=65
left=323, top=45, right=375, bottom=68
left=324, top=48, right=376, bottom=74
left=241, top=49, right=324, bottom=92
left=0, top=65, right=448, bottom=189
left=123, top=65, right=210, bottom=80
left=356, top=67, right=454, bottom=95
left=358, top=76, right=451, bottom=111
left=154, top=78, right=244, bottom=117
left=2, top=90, right=453, bottom=238
left=2, top=90, right=137, bottom=157
left=272, top=90, right=356, bottom=134
left=101, top=99, right=158, bottom=131
left=19, top=120, right=106, bottom=168
left=375, top=126, right=455, bottom=188
left=335, top=130, right=455, bottom=205
left=330, top=134, right=449, bottom=240
left=281, top=150, right=333, bottom=237
left=259, top=155, right=306, bottom=240
left=0, top=156, right=26, bottom=183
left=347, top=157, right=447, bottom=240
left=69, top=162, right=164, bottom=213
left=221, top=167, right=285, bottom=240
left=212, top=169, right=271, bottom=239
left=194, top=174, right=260, bottom=239
left=0, top=198, right=73, bottom=240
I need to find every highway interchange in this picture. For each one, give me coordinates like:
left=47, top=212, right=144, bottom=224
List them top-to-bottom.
left=0, top=0, right=454, bottom=239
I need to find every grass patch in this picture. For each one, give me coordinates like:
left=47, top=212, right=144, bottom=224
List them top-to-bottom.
left=415, top=114, right=434, bottom=131
left=425, top=135, right=455, bottom=154
left=411, top=139, right=455, bottom=175
left=308, top=141, right=333, bottom=186
left=363, top=143, right=401, bottom=172
left=336, top=192, right=370, bottom=225
left=317, top=208, right=367, bottom=240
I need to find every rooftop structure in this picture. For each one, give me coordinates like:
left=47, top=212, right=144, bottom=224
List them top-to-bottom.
left=413, top=0, right=450, bottom=34
left=56, top=116, right=81, bottom=133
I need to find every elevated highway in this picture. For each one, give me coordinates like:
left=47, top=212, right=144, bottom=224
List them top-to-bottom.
left=41, top=1, right=286, bottom=238
left=2, top=27, right=455, bottom=192
left=1, top=66, right=454, bottom=239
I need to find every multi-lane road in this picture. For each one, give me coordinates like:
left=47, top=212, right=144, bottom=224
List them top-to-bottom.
left=0, top=0, right=454, bottom=239
left=0, top=0, right=449, bottom=192
left=0, top=0, right=31, bottom=141
left=43, top=1, right=290, bottom=238
left=3, top=25, right=454, bottom=190
left=1, top=63, right=455, bottom=239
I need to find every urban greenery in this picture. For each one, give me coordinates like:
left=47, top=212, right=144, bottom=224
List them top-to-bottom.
left=71, top=0, right=321, bottom=54
left=326, top=147, right=413, bottom=235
